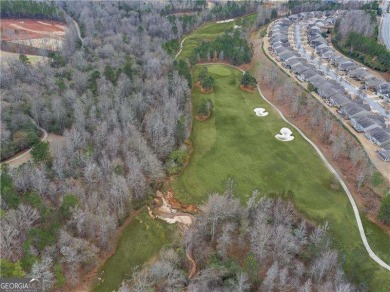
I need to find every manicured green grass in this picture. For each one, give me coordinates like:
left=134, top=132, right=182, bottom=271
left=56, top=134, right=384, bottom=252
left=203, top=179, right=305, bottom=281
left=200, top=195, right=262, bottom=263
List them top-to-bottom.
left=178, top=14, right=256, bottom=60
left=178, top=21, right=235, bottom=60
left=171, top=64, right=390, bottom=291
left=208, top=65, right=231, bottom=76
left=93, top=210, right=173, bottom=292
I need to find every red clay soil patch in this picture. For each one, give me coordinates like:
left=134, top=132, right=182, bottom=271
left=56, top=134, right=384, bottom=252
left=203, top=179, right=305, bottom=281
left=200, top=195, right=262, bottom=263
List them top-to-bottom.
left=1, top=19, right=66, bottom=41
left=238, top=62, right=252, bottom=71
left=380, top=71, right=390, bottom=82
left=195, top=81, right=213, bottom=94
left=240, top=85, right=256, bottom=93
left=200, top=87, right=213, bottom=94
left=195, top=112, right=211, bottom=121
left=166, top=189, right=200, bottom=214
left=187, top=251, right=197, bottom=279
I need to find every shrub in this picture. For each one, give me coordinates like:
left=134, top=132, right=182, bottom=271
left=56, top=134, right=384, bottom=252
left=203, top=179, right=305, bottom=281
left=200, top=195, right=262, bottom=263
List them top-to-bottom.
left=190, top=29, right=253, bottom=66
left=19, top=54, right=31, bottom=64
left=198, top=68, right=214, bottom=90
left=241, top=71, right=257, bottom=88
left=307, top=82, right=316, bottom=92
left=197, top=98, right=213, bottom=116
left=31, top=141, right=50, bottom=164
left=166, top=148, right=188, bottom=175
left=0, top=165, right=20, bottom=209
left=371, top=172, right=383, bottom=186
left=59, top=194, right=79, bottom=219
left=378, top=194, right=390, bottom=224
left=0, top=259, right=25, bottom=277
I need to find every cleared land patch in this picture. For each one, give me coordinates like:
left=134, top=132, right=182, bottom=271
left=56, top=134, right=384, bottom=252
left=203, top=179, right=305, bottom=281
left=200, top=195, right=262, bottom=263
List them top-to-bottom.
left=0, top=19, right=67, bottom=55
left=1, top=19, right=66, bottom=40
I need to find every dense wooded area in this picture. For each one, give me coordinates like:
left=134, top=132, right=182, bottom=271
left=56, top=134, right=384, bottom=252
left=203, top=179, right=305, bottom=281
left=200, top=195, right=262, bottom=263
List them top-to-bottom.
left=0, top=0, right=63, bottom=20
left=1, top=1, right=195, bottom=288
left=333, top=9, right=390, bottom=72
left=189, top=28, right=253, bottom=65
left=120, top=191, right=355, bottom=291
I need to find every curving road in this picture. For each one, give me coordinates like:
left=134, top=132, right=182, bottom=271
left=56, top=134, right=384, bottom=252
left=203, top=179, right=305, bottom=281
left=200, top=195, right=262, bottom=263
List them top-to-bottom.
left=382, top=12, right=390, bottom=51
left=71, top=17, right=84, bottom=48
left=175, top=36, right=188, bottom=60
left=1, top=119, right=48, bottom=168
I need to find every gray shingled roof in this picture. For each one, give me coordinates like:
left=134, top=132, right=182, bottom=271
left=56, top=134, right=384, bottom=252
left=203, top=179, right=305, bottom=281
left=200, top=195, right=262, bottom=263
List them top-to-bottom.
left=367, top=128, right=390, bottom=143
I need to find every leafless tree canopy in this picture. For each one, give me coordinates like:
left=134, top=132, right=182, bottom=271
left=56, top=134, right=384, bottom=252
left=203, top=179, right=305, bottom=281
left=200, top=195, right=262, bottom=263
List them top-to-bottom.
left=1, top=1, right=195, bottom=286
left=338, top=10, right=376, bottom=39
left=120, top=192, right=355, bottom=292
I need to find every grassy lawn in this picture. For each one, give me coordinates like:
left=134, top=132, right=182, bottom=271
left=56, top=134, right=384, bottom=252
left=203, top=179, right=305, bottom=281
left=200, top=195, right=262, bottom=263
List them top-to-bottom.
left=178, top=14, right=256, bottom=60
left=171, top=64, right=390, bottom=290
left=93, top=210, right=173, bottom=292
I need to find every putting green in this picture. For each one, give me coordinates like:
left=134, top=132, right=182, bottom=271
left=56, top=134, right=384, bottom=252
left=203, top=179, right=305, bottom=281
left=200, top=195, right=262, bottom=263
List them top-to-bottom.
left=208, top=65, right=231, bottom=76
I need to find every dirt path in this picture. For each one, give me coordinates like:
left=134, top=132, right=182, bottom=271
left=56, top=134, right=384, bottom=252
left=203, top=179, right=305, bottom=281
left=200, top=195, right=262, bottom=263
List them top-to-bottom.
left=71, top=17, right=84, bottom=48
left=8, top=23, right=65, bottom=39
left=175, top=36, right=188, bottom=59
left=1, top=119, right=48, bottom=169
left=186, top=251, right=197, bottom=279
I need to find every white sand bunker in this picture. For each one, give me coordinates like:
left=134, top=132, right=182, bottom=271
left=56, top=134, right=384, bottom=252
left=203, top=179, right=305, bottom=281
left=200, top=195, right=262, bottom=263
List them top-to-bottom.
left=216, top=19, right=234, bottom=23
left=254, top=108, right=269, bottom=117
left=275, top=127, right=294, bottom=141
left=148, top=197, right=194, bottom=226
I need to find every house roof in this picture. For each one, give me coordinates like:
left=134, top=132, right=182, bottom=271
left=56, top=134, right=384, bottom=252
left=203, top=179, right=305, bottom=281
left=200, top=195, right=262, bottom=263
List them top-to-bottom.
left=316, top=43, right=328, bottom=49
left=275, top=47, right=292, bottom=55
left=317, top=47, right=331, bottom=54
left=322, top=50, right=335, bottom=58
left=279, top=51, right=296, bottom=60
left=285, top=57, right=306, bottom=66
left=291, top=63, right=309, bottom=73
left=340, top=63, right=357, bottom=71
left=348, top=68, right=367, bottom=78
left=301, top=69, right=317, bottom=79
left=307, top=75, right=325, bottom=87
left=366, top=78, right=385, bottom=88
left=377, top=82, right=390, bottom=90
left=319, top=86, right=341, bottom=98
left=330, top=94, right=350, bottom=106
left=341, top=102, right=367, bottom=116
left=352, top=117, right=378, bottom=129
left=368, top=128, right=390, bottom=143
left=378, top=149, right=390, bottom=161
